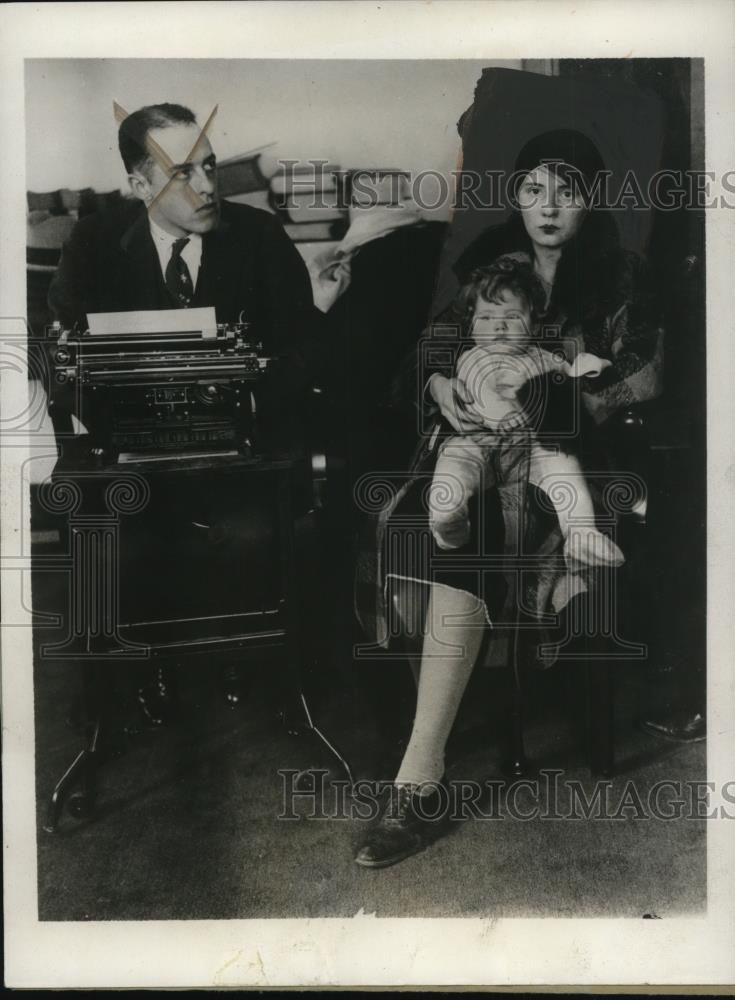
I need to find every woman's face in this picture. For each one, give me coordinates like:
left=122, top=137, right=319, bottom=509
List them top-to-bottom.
left=517, top=165, right=587, bottom=251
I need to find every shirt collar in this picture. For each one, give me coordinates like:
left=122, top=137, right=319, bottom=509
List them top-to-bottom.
left=148, top=216, right=202, bottom=251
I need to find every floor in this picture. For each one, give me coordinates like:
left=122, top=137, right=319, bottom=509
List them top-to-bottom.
left=34, top=647, right=706, bottom=921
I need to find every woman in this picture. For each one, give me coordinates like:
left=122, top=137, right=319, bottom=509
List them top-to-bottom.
left=353, top=129, right=664, bottom=869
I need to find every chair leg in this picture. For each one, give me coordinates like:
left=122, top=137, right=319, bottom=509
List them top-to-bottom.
left=275, top=595, right=354, bottom=788
left=503, top=627, right=530, bottom=778
left=587, top=661, right=615, bottom=777
left=44, top=663, right=106, bottom=833
left=507, top=678, right=530, bottom=778
left=44, top=738, right=97, bottom=833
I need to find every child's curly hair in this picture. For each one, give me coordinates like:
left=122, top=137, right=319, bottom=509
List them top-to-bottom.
left=455, top=254, right=547, bottom=338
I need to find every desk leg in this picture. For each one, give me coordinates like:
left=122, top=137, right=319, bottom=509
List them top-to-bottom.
left=276, top=470, right=354, bottom=785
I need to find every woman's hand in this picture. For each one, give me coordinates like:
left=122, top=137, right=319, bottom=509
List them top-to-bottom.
left=568, top=352, right=613, bottom=379
left=428, top=374, right=486, bottom=432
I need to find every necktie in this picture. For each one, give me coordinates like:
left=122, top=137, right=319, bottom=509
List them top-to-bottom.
left=165, top=237, right=194, bottom=307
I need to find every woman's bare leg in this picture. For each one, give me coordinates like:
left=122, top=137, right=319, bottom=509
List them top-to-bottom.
left=391, top=578, right=424, bottom=688
left=354, top=581, right=489, bottom=868
left=391, top=581, right=488, bottom=788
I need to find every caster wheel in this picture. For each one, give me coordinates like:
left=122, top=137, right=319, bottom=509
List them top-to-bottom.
left=221, top=666, right=252, bottom=710
left=222, top=675, right=244, bottom=710
left=137, top=683, right=177, bottom=727
left=277, top=708, right=296, bottom=735
left=67, top=790, right=95, bottom=819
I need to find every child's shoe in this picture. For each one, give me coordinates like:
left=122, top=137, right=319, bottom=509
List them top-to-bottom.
left=430, top=506, right=471, bottom=550
left=564, top=527, right=625, bottom=568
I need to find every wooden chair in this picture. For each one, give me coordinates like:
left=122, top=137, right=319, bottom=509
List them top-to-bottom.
left=504, top=402, right=655, bottom=779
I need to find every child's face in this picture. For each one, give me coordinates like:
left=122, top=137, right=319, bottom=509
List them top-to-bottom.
left=470, top=289, right=533, bottom=351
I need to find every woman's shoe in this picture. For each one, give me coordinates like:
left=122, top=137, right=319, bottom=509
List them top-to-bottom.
left=354, top=781, right=449, bottom=869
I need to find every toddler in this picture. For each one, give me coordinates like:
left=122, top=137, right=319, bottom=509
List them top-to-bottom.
left=429, top=257, right=624, bottom=568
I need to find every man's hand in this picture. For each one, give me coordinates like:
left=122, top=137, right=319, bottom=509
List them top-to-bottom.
left=428, top=374, right=486, bottom=432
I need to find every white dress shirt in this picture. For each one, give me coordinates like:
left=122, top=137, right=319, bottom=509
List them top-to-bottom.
left=148, top=217, right=203, bottom=291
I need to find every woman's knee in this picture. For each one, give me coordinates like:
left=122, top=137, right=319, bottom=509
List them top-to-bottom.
left=390, top=579, right=427, bottom=640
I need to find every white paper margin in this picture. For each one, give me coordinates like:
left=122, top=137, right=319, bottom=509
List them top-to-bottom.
left=2, top=0, right=734, bottom=989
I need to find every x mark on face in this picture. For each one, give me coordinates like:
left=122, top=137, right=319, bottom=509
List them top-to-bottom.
left=113, top=101, right=219, bottom=214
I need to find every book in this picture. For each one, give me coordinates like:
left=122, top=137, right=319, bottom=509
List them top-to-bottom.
left=216, top=154, right=268, bottom=197
left=269, top=163, right=342, bottom=196
left=343, top=168, right=411, bottom=206
left=270, top=184, right=343, bottom=206
left=224, top=191, right=275, bottom=214
left=270, top=192, right=347, bottom=224
left=283, top=204, right=347, bottom=224
left=283, top=220, right=348, bottom=243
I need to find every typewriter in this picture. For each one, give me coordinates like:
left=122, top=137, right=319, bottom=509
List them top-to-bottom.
left=49, top=307, right=273, bottom=463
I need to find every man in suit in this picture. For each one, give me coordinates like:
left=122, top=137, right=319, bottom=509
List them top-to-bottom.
left=49, top=102, right=327, bottom=446
left=48, top=103, right=328, bottom=719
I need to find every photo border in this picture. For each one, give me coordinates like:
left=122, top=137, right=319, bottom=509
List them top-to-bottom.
left=2, top=0, right=734, bottom=989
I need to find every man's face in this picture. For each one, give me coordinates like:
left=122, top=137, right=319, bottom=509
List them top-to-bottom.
left=130, top=123, right=219, bottom=237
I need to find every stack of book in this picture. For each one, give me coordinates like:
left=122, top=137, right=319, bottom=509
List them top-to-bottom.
left=216, top=152, right=273, bottom=214
left=217, top=153, right=269, bottom=197
left=218, top=155, right=414, bottom=243
left=268, top=162, right=348, bottom=242
left=341, top=168, right=412, bottom=209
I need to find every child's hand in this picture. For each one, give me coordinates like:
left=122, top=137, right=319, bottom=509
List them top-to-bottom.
left=456, top=347, right=528, bottom=425
left=428, top=374, right=486, bottom=432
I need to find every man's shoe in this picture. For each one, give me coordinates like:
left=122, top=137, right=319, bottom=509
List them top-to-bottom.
left=640, top=710, right=706, bottom=744
left=354, top=781, right=449, bottom=869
